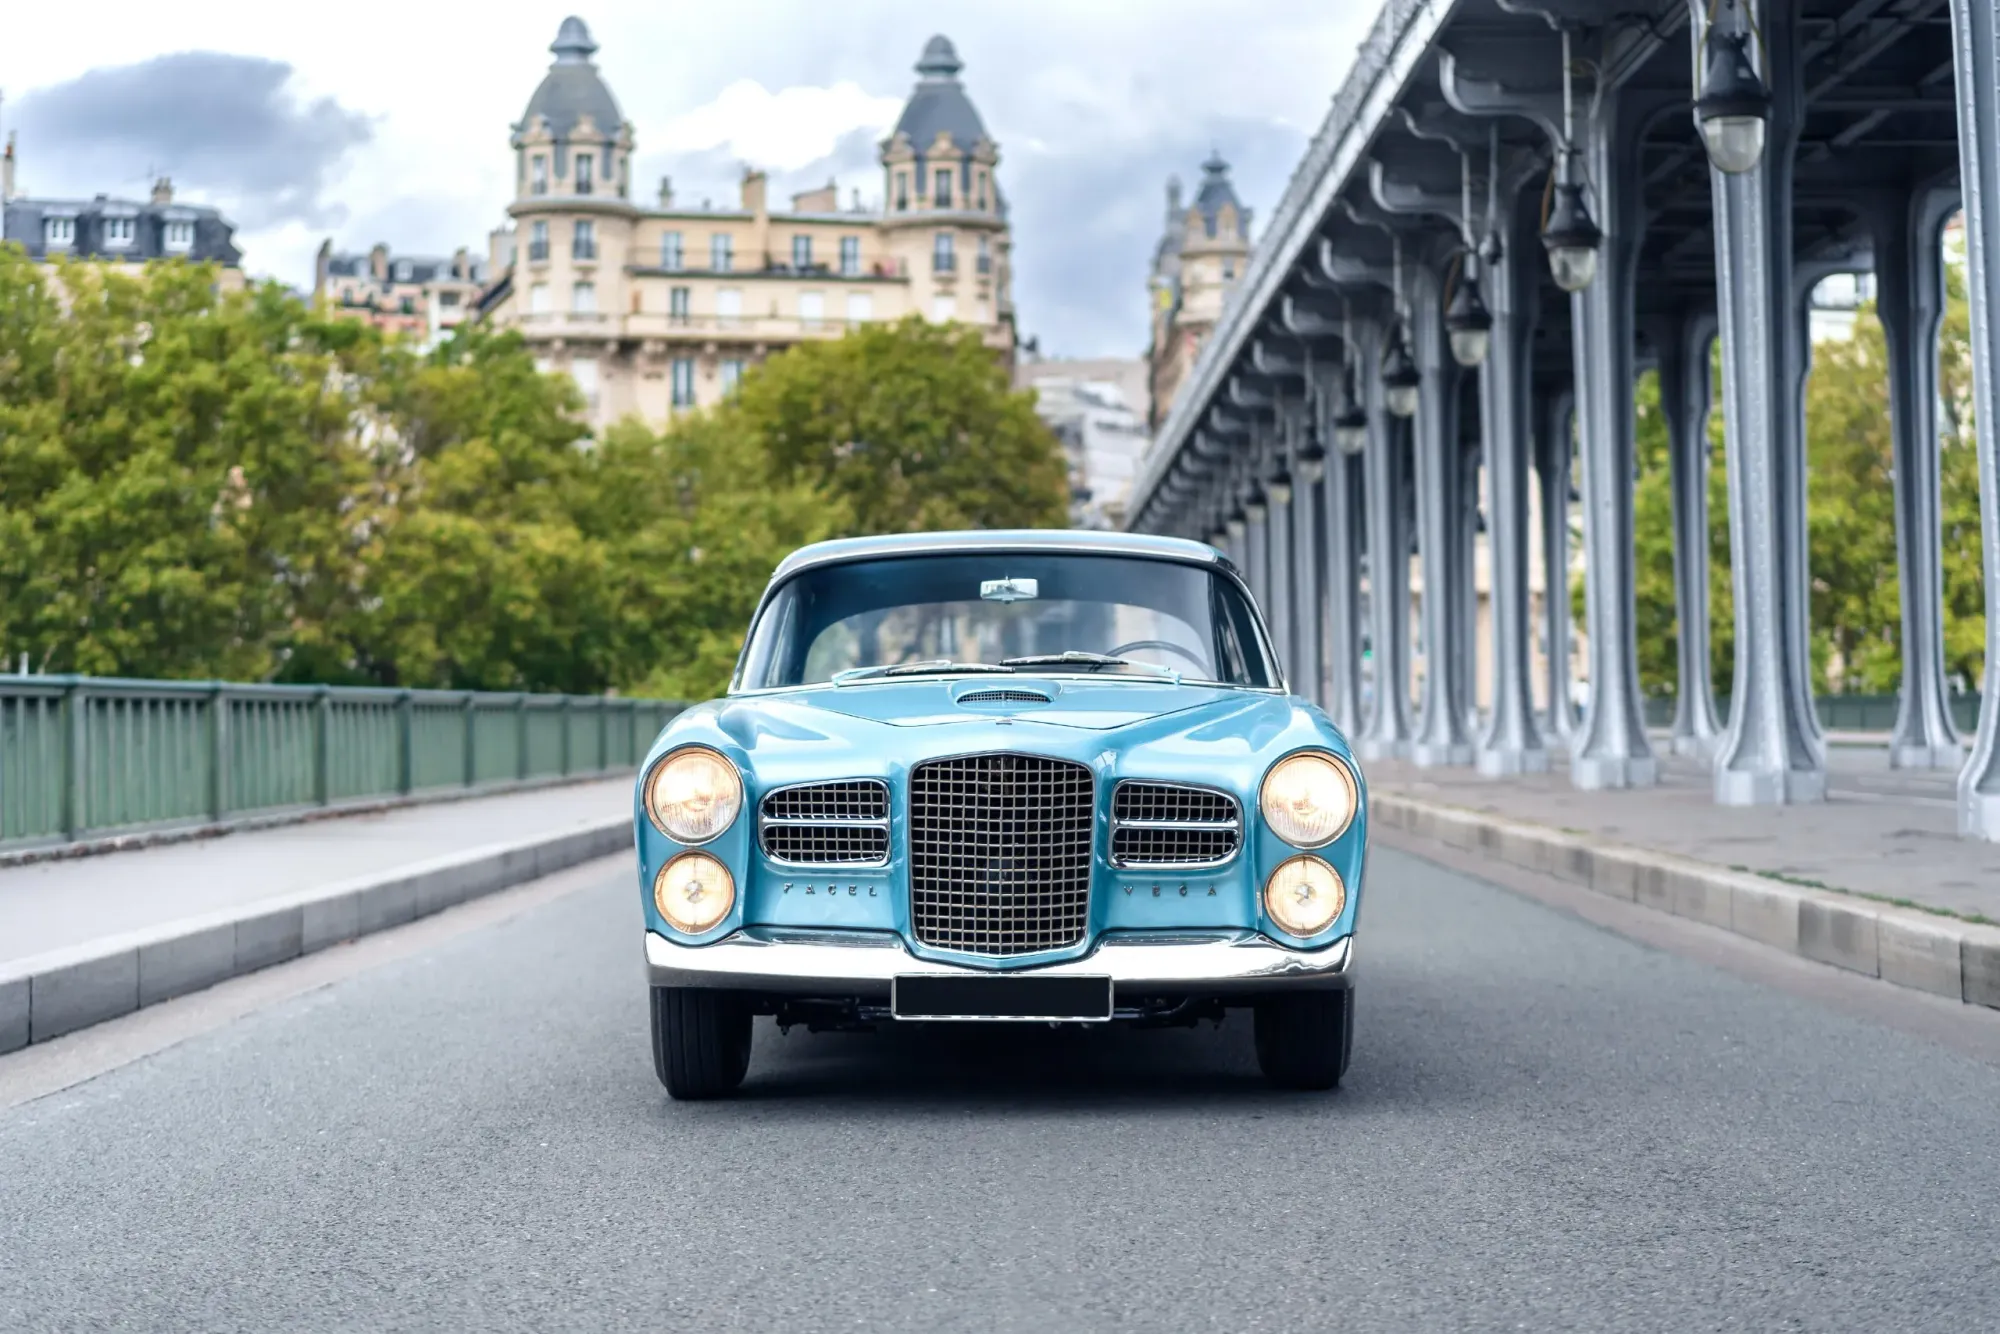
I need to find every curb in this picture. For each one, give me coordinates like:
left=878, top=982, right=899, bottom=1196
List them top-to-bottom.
left=1371, top=792, right=2000, bottom=1012
left=0, top=818, right=633, bottom=1054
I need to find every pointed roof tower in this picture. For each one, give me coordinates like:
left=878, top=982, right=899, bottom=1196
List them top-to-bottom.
left=517, top=16, right=626, bottom=141
left=887, top=35, right=992, bottom=168
left=1192, top=151, right=1250, bottom=240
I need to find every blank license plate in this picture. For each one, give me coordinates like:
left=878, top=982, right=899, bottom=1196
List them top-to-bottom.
left=891, top=974, right=1113, bottom=1021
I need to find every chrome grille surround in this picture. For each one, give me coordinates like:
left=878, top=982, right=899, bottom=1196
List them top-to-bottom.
left=909, top=752, right=1095, bottom=957
left=758, top=780, right=891, bottom=866
left=1110, top=781, right=1242, bottom=868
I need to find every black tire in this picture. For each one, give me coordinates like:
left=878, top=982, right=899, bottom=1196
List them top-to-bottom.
left=650, top=987, right=753, bottom=1100
left=1253, top=989, right=1353, bottom=1091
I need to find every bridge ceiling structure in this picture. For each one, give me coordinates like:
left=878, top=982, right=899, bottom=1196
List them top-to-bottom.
left=1125, top=0, right=2000, bottom=838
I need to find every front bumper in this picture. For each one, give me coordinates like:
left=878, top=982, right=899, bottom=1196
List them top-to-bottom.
left=644, top=928, right=1354, bottom=996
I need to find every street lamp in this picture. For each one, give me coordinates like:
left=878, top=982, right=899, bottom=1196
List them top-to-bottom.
left=1695, top=12, right=1770, bottom=174
left=1541, top=28, right=1603, bottom=294
left=1444, top=266, right=1493, bottom=368
left=1380, top=323, right=1420, bottom=419
left=1334, top=366, right=1369, bottom=454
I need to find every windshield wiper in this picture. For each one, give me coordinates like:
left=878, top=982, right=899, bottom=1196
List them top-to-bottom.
left=1000, top=652, right=1176, bottom=679
left=831, top=659, right=1016, bottom=684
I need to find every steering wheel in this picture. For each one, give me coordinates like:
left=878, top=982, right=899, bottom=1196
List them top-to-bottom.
left=1106, top=639, right=1210, bottom=671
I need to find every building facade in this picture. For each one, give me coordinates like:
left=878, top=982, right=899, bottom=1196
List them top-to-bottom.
left=480, top=18, right=1015, bottom=428
left=1, top=137, right=242, bottom=285
left=1144, top=153, right=1250, bottom=432
left=313, top=242, right=490, bottom=348
left=1015, top=356, right=1150, bottom=529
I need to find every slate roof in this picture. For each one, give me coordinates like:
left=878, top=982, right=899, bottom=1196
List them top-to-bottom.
left=518, top=16, right=626, bottom=141
left=890, top=35, right=989, bottom=161
left=1192, top=152, right=1250, bottom=240
left=1, top=193, right=240, bottom=266
left=323, top=251, right=489, bottom=285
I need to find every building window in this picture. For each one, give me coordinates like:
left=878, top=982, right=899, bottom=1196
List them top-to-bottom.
left=575, top=153, right=595, bottom=195
left=531, top=155, right=549, bottom=195
left=935, top=170, right=953, bottom=208
left=895, top=171, right=908, bottom=211
left=976, top=172, right=988, bottom=211
left=103, top=216, right=135, bottom=248
left=43, top=217, right=74, bottom=249
left=163, top=220, right=195, bottom=251
left=529, top=220, right=549, bottom=262
left=573, top=220, right=596, bottom=261
left=660, top=231, right=683, bottom=271
left=933, top=232, right=955, bottom=273
left=711, top=234, right=733, bottom=272
left=977, top=234, right=991, bottom=275
left=792, top=235, right=812, bottom=269
left=839, top=236, right=860, bottom=277
left=1222, top=259, right=1236, bottom=281
left=572, top=281, right=596, bottom=314
left=529, top=282, right=551, bottom=314
left=669, top=286, right=690, bottom=324
left=715, top=287, right=742, bottom=325
left=439, top=290, right=461, bottom=307
left=799, top=291, right=825, bottom=328
left=846, top=292, right=873, bottom=324
left=931, top=295, right=958, bottom=323
left=399, top=296, right=415, bottom=315
left=973, top=299, right=990, bottom=325
left=571, top=357, right=599, bottom=408
left=671, top=357, right=697, bottom=407
left=720, top=359, right=746, bottom=393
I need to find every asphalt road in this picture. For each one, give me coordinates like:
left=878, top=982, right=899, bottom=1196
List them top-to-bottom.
left=3, top=845, right=1999, bottom=1333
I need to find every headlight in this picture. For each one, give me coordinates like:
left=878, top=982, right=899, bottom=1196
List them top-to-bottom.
left=646, top=747, right=742, bottom=843
left=1259, top=751, right=1358, bottom=847
left=654, top=852, right=736, bottom=934
left=1263, top=856, right=1346, bottom=938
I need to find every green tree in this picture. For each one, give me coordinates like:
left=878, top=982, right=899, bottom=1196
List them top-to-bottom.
left=725, top=316, right=1069, bottom=534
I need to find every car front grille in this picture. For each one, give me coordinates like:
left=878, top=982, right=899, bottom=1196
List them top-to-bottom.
left=957, top=689, right=1052, bottom=705
left=909, top=753, right=1094, bottom=956
left=759, top=780, right=890, bottom=865
left=1110, top=782, right=1241, bottom=867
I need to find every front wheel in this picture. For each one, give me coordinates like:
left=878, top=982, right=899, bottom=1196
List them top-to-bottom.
left=650, top=987, right=753, bottom=1100
left=1253, top=990, right=1353, bottom=1090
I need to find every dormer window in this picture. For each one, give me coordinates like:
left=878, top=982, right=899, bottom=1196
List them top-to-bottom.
left=575, top=153, right=595, bottom=195
left=531, top=155, right=549, bottom=195
left=935, top=170, right=953, bottom=209
left=895, top=172, right=909, bottom=212
left=43, top=217, right=74, bottom=249
left=103, top=217, right=135, bottom=249
left=164, top=220, right=195, bottom=251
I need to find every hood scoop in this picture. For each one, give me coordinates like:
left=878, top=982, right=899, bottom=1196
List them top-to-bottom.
left=956, top=687, right=1053, bottom=706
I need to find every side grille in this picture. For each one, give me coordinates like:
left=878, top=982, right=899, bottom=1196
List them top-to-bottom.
left=958, top=688, right=1052, bottom=705
left=909, top=753, right=1094, bottom=956
left=759, top=780, right=890, bottom=866
left=1110, top=782, right=1241, bottom=867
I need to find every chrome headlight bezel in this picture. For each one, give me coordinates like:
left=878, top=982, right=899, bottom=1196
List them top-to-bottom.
left=644, top=745, right=743, bottom=844
left=1258, top=750, right=1359, bottom=849
left=654, top=851, right=737, bottom=935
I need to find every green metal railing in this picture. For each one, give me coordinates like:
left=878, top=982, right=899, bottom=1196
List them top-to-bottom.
left=0, top=676, right=684, bottom=851
left=1639, top=692, right=1982, bottom=733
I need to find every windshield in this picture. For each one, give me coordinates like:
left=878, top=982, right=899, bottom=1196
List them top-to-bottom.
left=734, top=552, right=1280, bottom=690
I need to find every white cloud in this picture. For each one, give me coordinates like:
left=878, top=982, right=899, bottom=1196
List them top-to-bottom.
left=649, top=80, right=903, bottom=173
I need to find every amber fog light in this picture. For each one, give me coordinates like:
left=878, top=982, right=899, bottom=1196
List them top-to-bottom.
left=654, top=852, right=736, bottom=935
left=1263, top=856, right=1346, bottom=938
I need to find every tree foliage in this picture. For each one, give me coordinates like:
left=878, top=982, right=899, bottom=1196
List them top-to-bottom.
left=0, top=252, right=1055, bottom=701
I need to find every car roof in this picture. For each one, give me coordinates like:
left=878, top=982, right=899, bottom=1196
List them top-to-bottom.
left=769, top=529, right=1233, bottom=582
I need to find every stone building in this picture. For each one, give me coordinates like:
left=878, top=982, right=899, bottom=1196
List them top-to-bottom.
left=479, top=18, right=1016, bottom=428
left=1, top=136, right=242, bottom=287
left=1144, top=152, right=1251, bottom=432
left=313, top=242, right=490, bottom=348
left=1015, top=356, right=1150, bottom=529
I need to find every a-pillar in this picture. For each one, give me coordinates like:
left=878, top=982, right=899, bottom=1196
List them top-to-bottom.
left=1695, top=0, right=1825, bottom=804
left=1949, top=0, right=2000, bottom=838
left=1566, top=85, right=1657, bottom=789
left=1476, top=185, right=1548, bottom=775
left=1873, top=188, right=1967, bottom=769
left=1409, top=258, right=1475, bottom=766
left=1655, top=310, right=1725, bottom=759
left=1355, top=317, right=1415, bottom=759
left=1534, top=387, right=1579, bottom=742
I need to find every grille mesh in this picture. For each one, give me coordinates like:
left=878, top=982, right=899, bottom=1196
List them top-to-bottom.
left=957, top=689, right=1052, bottom=705
left=910, top=753, right=1094, bottom=956
left=759, top=781, right=890, bottom=865
left=1111, top=782, right=1241, bottom=866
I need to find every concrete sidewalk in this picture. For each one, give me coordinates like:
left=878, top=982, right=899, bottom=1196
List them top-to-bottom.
left=0, top=779, right=634, bottom=968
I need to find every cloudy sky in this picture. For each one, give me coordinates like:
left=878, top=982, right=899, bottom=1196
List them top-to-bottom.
left=2, top=2, right=1375, bottom=359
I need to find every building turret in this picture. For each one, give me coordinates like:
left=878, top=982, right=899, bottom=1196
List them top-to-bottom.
left=1147, top=151, right=1253, bottom=430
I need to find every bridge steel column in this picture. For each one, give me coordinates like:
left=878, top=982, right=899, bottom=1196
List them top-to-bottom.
left=1695, top=0, right=1826, bottom=805
left=1949, top=0, right=2000, bottom=839
left=1566, top=87, right=1658, bottom=790
left=1475, top=181, right=1549, bottom=776
left=1872, top=188, right=1967, bottom=770
left=1408, top=256, right=1476, bottom=767
left=1655, top=311, right=1725, bottom=759
left=1355, top=316, right=1415, bottom=760
left=1534, top=388, right=1578, bottom=743
left=1293, top=406, right=1330, bottom=709
left=1323, top=434, right=1366, bottom=734
left=1456, top=434, right=1482, bottom=733
left=1265, top=437, right=1298, bottom=691
left=1244, top=474, right=1271, bottom=618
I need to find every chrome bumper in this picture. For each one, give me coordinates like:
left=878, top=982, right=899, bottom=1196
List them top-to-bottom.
left=644, top=929, right=1354, bottom=995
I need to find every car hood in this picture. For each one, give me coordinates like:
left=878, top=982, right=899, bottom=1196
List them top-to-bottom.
left=781, top=677, right=1237, bottom=731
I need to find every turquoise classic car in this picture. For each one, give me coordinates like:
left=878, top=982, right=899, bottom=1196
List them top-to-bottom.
left=635, top=530, right=1367, bottom=1098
